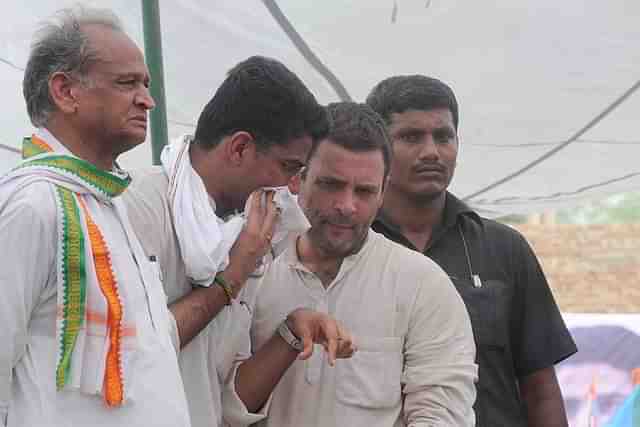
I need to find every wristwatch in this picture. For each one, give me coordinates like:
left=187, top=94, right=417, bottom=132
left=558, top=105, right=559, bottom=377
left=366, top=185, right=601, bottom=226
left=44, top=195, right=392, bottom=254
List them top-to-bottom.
left=277, top=318, right=304, bottom=352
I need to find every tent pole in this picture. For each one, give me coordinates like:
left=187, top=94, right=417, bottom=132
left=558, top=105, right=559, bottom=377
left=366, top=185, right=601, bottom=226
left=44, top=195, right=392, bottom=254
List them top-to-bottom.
left=141, top=0, right=169, bottom=165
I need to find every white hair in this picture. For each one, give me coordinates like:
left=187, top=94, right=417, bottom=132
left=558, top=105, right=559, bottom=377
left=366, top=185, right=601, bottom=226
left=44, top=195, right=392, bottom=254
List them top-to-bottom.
left=23, top=6, right=125, bottom=127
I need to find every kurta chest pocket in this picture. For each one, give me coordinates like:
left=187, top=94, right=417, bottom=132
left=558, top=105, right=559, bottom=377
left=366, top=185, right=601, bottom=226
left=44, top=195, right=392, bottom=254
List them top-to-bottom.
left=142, top=258, right=172, bottom=335
left=336, top=336, right=403, bottom=409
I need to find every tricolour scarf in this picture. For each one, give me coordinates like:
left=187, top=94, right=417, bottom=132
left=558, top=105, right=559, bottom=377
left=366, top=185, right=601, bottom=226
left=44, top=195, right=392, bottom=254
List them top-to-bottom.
left=2, top=134, right=139, bottom=406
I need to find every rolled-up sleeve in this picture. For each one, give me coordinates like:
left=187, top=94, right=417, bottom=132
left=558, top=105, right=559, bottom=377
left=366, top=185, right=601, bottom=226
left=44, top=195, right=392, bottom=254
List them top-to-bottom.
left=0, top=182, right=56, bottom=425
left=403, top=270, right=478, bottom=427
left=219, top=296, right=272, bottom=427
left=167, top=311, right=181, bottom=354
left=220, top=361, right=272, bottom=427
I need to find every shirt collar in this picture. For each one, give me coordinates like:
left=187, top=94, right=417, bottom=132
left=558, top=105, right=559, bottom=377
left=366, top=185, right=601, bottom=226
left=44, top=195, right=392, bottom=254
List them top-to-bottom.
left=33, top=128, right=130, bottom=179
left=36, top=128, right=72, bottom=156
left=19, top=129, right=132, bottom=198
left=375, top=191, right=482, bottom=235
left=441, top=192, right=482, bottom=228
left=282, top=229, right=375, bottom=276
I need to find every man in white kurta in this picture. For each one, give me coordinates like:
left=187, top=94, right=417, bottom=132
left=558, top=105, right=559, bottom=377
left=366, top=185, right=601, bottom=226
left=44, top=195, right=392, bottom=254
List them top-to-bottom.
left=0, top=8, right=190, bottom=427
left=122, top=56, right=355, bottom=427
left=249, top=102, right=478, bottom=426
left=0, top=132, right=191, bottom=427
left=124, top=166, right=262, bottom=426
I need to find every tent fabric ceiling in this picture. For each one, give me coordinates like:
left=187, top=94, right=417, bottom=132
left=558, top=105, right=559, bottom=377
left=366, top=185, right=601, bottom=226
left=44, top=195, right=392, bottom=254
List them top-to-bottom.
left=1, top=0, right=639, bottom=217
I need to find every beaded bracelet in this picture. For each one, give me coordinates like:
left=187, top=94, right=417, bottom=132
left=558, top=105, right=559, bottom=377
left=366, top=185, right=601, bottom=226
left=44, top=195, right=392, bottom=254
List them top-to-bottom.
left=214, top=274, right=234, bottom=305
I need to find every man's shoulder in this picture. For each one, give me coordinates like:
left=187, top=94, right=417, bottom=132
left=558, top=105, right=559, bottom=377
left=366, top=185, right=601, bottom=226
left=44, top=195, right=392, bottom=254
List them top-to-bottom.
left=121, top=166, right=174, bottom=245
left=122, top=166, right=169, bottom=211
left=127, top=166, right=169, bottom=194
left=1, top=178, right=57, bottom=206
left=0, top=179, right=58, bottom=227
left=465, top=213, right=529, bottom=248
left=369, top=231, right=451, bottom=281
left=370, top=232, right=468, bottom=325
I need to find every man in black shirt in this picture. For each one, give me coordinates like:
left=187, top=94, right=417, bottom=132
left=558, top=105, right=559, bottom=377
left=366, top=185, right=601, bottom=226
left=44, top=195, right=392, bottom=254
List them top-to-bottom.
left=367, top=75, right=577, bottom=427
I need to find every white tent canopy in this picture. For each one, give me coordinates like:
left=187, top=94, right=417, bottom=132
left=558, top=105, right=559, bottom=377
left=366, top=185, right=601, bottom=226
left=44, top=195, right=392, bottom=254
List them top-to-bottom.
left=2, top=0, right=639, bottom=217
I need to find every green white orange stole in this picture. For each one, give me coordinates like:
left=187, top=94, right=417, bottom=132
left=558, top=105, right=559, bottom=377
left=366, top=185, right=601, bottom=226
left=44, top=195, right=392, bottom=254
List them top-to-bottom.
left=11, top=135, right=132, bottom=406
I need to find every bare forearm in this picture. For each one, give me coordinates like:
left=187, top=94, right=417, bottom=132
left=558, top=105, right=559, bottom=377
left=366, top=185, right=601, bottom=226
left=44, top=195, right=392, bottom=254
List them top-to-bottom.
left=169, top=266, right=246, bottom=348
left=169, top=285, right=229, bottom=348
left=235, top=334, right=298, bottom=412
left=521, top=367, right=568, bottom=427
left=526, top=398, right=568, bottom=427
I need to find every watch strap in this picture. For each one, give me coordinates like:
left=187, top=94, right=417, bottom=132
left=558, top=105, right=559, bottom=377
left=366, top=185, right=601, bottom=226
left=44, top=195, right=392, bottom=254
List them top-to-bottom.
left=277, top=319, right=303, bottom=352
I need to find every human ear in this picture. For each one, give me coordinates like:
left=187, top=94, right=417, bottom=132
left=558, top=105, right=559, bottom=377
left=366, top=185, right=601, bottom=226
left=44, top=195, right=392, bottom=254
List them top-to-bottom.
left=48, top=72, right=78, bottom=114
left=226, top=131, right=255, bottom=166
left=289, top=168, right=304, bottom=195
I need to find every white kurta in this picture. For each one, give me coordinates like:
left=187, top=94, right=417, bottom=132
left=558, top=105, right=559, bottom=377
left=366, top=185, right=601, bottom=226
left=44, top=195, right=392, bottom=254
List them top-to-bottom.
left=0, top=135, right=191, bottom=426
left=123, top=166, right=267, bottom=427
left=249, top=230, right=478, bottom=427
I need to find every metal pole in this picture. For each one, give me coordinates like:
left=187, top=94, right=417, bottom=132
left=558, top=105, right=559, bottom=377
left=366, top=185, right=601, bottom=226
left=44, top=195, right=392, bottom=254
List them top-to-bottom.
left=141, top=0, right=169, bottom=165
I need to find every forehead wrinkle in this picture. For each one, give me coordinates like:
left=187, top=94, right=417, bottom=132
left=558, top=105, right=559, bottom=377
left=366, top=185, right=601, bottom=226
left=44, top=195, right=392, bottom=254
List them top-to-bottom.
left=82, top=25, right=146, bottom=73
left=312, top=159, right=383, bottom=189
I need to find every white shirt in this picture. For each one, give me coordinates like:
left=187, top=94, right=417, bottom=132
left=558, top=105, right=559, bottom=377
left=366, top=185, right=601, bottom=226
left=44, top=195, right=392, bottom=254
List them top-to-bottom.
left=0, top=136, right=191, bottom=426
left=123, top=166, right=267, bottom=427
left=250, top=230, right=478, bottom=427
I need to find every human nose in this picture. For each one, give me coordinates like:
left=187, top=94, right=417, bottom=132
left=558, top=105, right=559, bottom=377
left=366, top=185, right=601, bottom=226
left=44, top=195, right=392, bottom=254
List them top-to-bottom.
left=135, top=86, right=156, bottom=110
left=418, top=137, right=440, bottom=161
left=334, top=190, right=356, bottom=216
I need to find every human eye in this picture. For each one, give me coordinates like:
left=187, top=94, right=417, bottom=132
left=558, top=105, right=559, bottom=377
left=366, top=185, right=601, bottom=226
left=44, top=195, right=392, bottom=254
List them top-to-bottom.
left=116, top=78, right=137, bottom=90
left=433, top=128, right=455, bottom=144
left=398, top=131, right=422, bottom=144
left=281, top=160, right=303, bottom=175
left=317, top=179, right=340, bottom=190
left=356, top=187, right=377, bottom=197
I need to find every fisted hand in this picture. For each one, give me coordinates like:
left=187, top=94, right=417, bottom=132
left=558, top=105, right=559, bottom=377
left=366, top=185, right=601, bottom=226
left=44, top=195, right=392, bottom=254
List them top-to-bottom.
left=226, top=189, right=280, bottom=286
left=287, top=308, right=357, bottom=366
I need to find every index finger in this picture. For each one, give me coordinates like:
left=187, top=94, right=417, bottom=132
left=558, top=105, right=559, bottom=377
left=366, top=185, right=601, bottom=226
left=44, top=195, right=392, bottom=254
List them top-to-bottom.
left=245, top=189, right=266, bottom=231
left=260, top=191, right=280, bottom=237
left=318, top=320, right=339, bottom=367
left=298, top=329, right=314, bottom=361
left=325, top=334, right=338, bottom=367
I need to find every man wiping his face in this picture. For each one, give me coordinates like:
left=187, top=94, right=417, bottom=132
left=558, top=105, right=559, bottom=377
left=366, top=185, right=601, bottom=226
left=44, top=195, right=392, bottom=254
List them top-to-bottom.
left=122, top=56, right=356, bottom=427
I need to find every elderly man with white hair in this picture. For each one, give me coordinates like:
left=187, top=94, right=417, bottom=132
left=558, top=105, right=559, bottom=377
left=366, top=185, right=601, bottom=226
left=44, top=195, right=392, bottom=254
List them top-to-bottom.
left=0, top=7, right=191, bottom=427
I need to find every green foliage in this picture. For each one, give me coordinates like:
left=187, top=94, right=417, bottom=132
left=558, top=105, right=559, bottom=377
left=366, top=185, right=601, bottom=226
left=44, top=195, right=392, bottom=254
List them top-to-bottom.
left=496, top=192, right=640, bottom=225
left=556, top=192, right=640, bottom=224
left=497, top=213, right=529, bottom=224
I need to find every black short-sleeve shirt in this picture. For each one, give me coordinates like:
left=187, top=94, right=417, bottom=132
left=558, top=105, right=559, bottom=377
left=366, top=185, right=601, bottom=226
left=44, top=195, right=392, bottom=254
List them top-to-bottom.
left=372, top=192, right=577, bottom=427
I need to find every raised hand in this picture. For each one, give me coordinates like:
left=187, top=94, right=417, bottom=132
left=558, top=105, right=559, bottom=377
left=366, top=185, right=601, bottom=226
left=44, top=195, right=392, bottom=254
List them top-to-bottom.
left=225, top=189, right=280, bottom=292
left=286, top=308, right=357, bottom=366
